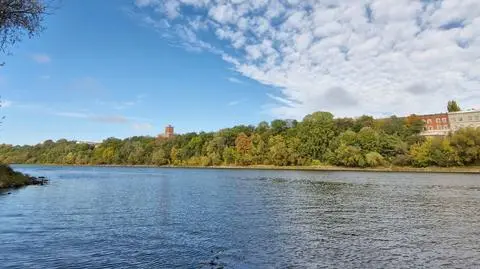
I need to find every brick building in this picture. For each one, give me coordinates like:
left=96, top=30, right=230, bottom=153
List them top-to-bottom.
left=418, top=113, right=450, bottom=136
left=164, top=125, right=174, bottom=138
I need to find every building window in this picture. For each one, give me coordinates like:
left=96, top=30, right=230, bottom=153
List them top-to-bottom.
left=475, top=115, right=479, bottom=121
left=468, top=116, right=473, bottom=121
left=458, top=117, right=463, bottom=121
left=436, top=118, right=441, bottom=124
left=442, top=118, right=447, bottom=123
left=427, top=119, right=432, bottom=124
left=444, top=125, right=449, bottom=129
left=428, top=126, right=433, bottom=130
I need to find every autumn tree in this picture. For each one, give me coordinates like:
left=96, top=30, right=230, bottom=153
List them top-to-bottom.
left=1, top=110, right=478, bottom=169
left=234, top=132, right=253, bottom=165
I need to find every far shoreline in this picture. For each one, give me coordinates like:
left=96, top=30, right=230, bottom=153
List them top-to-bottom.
left=11, top=163, right=480, bottom=174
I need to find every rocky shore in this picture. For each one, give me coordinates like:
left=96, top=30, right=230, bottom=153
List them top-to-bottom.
left=0, top=164, right=48, bottom=189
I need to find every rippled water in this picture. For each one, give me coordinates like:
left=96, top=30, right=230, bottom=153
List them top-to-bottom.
left=1, top=166, right=479, bottom=268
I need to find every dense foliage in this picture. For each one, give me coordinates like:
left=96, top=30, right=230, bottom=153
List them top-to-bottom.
left=1, top=111, right=479, bottom=168
left=0, top=164, right=29, bottom=188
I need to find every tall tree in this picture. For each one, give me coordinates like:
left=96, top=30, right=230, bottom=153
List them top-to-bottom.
left=1, top=0, right=50, bottom=59
left=447, top=100, right=461, bottom=112
left=297, top=112, right=336, bottom=161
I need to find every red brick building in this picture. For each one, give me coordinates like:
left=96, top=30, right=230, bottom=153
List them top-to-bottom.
left=418, top=113, right=450, bottom=135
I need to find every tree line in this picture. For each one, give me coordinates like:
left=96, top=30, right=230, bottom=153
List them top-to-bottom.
left=1, top=111, right=479, bottom=168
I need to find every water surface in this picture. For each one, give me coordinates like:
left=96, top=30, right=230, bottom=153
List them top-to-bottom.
left=1, top=166, right=479, bottom=268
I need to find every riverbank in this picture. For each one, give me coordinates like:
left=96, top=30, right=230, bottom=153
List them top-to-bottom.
left=11, top=163, right=480, bottom=174
left=0, top=164, right=48, bottom=189
left=164, top=164, right=480, bottom=174
left=176, top=165, right=480, bottom=174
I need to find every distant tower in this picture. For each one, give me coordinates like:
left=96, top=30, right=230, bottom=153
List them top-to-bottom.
left=165, top=125, right=174, bottom=138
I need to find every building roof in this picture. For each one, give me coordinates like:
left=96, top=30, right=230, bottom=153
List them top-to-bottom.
left=448, top=109, right=480, bottom=115
left=416, top=113, right=448, bottom=117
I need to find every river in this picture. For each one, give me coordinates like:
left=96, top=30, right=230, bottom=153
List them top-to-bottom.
left=1, top=165, right=479, bottom=268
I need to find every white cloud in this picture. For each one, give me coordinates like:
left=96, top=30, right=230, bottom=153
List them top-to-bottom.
left=133, top=0, right=480, bottom=118
left=134, top=0, right=156, bottom=8
left=164, top=0, right=180, bottom=19
left=209, top=4, right=236, bottom=24
left=32, top=54, right=51, bottom=64
left=39, top=75, right=51, bottom=80
left=227, top=77, right=243, bottom=84
left=96, top=94, right=146, bottom=110
left=227, top=99, right=244, bottom=106
left=1, top=100, right=12, bottom=108
left=55, top=112, right=129, bottom=124
left=55, top=112, right=88, bottom=118
left=132, top=122, right=154, bottom=130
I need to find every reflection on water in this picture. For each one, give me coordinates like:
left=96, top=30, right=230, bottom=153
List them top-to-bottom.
left=1, top=166, right=479, bottom=268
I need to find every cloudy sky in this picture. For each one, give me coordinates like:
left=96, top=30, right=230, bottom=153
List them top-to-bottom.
left=1, top=0, right=479, bottom=144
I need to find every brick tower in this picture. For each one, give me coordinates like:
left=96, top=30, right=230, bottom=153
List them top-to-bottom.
left=165, top=125, right=174, bottom=138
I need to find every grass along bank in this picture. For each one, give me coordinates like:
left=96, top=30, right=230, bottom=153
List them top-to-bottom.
left=14, top=163, right=480, bottom=174
left=159, top=164, right=480, bottom=174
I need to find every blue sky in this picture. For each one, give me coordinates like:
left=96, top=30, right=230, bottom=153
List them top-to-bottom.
left=0, top=0, right=271, bottom=145
left=1, top=0, right=480, bottom=145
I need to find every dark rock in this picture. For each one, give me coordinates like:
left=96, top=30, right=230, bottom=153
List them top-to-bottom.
left=28, top=176, right=49, bottom=186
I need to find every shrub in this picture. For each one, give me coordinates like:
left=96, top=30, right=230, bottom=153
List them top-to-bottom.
left=333, top=144, right=366, bottom=167
left=365, top=152, right=385, bottom=167
left=392, top=154, right=412, bottom=166
left=0, top=165, right=30, bottom=188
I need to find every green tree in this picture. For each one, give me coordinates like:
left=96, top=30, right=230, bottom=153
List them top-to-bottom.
left=447, top=100, right=461, bottom=112
left=297, top=111, right=336, bottom=161
left=405, top=114, right=425, bottom=135
left=353, top=115, right=375, bottom=132
left=380, top=116, right=407, bottom=136
left=334, top=117, right=355, bottom=133
left=270, top=119, right=288, bottom=135
left=255, top=121, right=270, bottom=133
left=356, top=127, right=380, bottom=152
left=450, top=127, right=480, bottom=165
left=251, top=134, right=267, bottom=165
left=268, top=135, right=289, bottom=166
left=430, top=138, right=461, bottom=167
left=410, top=140, right=433, bottom=167
left=170, top=146, right=180, bottom=165
left=151, top=147, right=168, bottom=165
left=222, top=147, right=236, bottom=165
